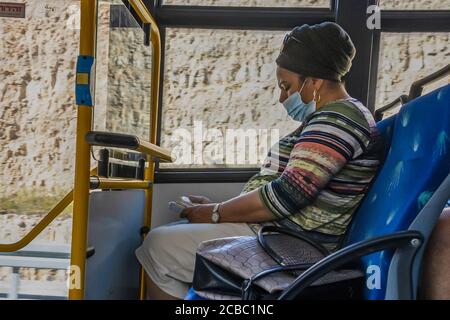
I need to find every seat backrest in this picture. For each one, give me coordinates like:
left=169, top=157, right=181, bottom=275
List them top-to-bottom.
left=344, top=84, right=450, bottom=299
left=375, top=113, right=397, bottom=161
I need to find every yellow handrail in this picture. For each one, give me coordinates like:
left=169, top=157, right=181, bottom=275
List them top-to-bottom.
left=0, top=0, right=163, bottom=300
left=69, top=0, right=97, bottom=300
left=69, top=0, right=163, bottom=300
left=128, top=0, right=153, bottom=24
left=134, top=0, right=162, bottom=300
left=85, top=131, right=173, bottom=162
left=137, top=139, right=172, bottom=162
left=0, top=167, right=98, bottom=253
left=91, top=177, right=152, bottom=189
left=0, top=191, right=73, bottom=253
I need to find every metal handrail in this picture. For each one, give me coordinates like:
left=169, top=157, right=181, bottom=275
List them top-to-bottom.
left=0, top=0, right=164, bottom=300
left=68, top=0, right=163, bottom=300
left=135, top=0, right=163, bottom=300
left=375, top=64, right=450, bottom=121
left=408, top=64, right=450, bottom=100
left=374, top=94, right=408, bottom=122
left=85, top=131, right=173, bottom=162
left=0, top=168, right=97, bottom=253
left=90, top=176, right=152, bottom=189
left=0, top=191, right=73, bottom=253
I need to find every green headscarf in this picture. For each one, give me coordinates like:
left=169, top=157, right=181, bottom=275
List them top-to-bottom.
left=276, top=22, right=356, bottom=82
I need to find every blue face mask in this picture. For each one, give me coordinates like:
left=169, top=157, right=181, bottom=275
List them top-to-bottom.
left=282, top=80, right=316, bottom=122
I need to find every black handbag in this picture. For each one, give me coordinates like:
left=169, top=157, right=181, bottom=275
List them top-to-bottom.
left=192, top=225, right=364, bottom=300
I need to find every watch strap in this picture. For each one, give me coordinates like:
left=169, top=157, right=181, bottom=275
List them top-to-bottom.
left=212, top=203, right=221, bottom=223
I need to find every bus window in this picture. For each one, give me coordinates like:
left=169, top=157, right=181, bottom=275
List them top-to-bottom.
left=0, top=0, right=81, bottom=238
left=0, top=0, right=81, bottom=300
left=94, top=0, right=152, bottom=139
left=162, top=0, right=330, bottom=8
left=160, top=28, right=299, bottom=169
left=375, top=32, right=450, bottom=118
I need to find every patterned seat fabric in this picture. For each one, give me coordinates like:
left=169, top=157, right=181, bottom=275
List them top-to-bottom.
left=345, top=84, right=450, bottom=299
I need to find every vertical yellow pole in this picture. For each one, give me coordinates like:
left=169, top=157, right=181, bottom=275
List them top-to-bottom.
left=69, top=0, right=97, bottom=300
left=139, top=20, right=162, bottom=300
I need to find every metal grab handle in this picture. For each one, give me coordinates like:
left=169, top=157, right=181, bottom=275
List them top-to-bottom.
left=375, top=64, right=450, bottom=122
left=408, top=64, right=450, bottom=100
left=375, top=94, right=409, bottom=121
left=85, top=131, right=173, bottom=162
left=89, top=176, right=152, bottom=190
left=277, top=230, right=423, bottom=300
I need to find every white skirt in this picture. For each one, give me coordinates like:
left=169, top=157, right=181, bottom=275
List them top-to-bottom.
left=135, top=220, right=254, bottom=299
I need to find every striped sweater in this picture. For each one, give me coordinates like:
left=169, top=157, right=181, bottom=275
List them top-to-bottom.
left=241, top=98, right=383, bottom=246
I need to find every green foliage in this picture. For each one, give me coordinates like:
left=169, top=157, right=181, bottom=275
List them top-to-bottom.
left=0, top=188, right=73, bottom=216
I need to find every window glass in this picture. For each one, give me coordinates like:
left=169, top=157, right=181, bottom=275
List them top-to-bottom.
left=0, top=0, right=81, bottom=299
left=0, top=0, right=81, bottom=237
left=0, top=0, right=150, bottom=298
left=95, top=0, right=152, bottom=139
left=162, top=0, right=330, bottom=7
left=379, top=0, right=450, bottom=10
left=160, top=28, right=299, bottom=168
left=375, top=32, right=450, bottom=118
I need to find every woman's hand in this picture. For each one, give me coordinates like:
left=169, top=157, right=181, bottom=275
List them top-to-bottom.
left=180, top=189, right=275, bottom=224
left=187, top=195, right=213, bottom=204
left=180, top=203, right=215, bottom=223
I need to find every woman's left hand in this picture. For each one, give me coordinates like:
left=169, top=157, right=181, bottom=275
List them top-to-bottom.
left=180, top=189, right=275, bottom=224
left=180, top=203, right=215, bottom=223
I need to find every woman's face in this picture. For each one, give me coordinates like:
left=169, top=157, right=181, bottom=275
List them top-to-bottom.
left=276, top=66, right=314, bottom=104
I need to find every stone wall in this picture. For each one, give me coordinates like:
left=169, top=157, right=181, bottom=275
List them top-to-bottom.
left=0, top=1, right=80, bottom=212
left=376, top=33, right=450, bottom=110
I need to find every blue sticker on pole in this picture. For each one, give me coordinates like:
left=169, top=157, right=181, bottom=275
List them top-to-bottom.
left=75, top=55, right=95, bottom=106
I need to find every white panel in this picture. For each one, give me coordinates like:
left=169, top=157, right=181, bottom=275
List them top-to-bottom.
left=85, top=190, right=146, bottom=300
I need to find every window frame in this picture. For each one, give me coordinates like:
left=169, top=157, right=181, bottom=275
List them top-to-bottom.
left=141, top=0, right=450, bottom=183
left=369, top=8, right=450, bottom=112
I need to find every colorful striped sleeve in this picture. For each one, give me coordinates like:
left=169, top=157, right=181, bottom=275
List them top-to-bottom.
left=259, top=101, right=372, bottom=219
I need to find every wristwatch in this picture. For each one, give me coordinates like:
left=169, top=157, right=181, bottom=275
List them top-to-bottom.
left=211, top=203, right=221, bottom=223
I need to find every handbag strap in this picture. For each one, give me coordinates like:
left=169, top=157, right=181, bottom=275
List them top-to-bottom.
left=257, top=225, right=330, bottom=266
left=239, top=226, right=331, bottom=300
left=241, top=262, right=315, bottom=300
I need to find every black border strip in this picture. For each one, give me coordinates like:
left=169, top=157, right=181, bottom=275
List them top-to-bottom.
left=335, top=0, right=377, bottom=110
left=154, top=6, right=335, bottom=30
left=381, top=10, right=450, bottom=32
left=154, top=168, right=259, bottom=183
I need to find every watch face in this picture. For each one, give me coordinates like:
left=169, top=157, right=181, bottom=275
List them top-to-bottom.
left=212, top=212, right=220, bottom=223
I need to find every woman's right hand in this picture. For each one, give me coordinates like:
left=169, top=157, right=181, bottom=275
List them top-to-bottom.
left=187, top=195, right=213, bottom=204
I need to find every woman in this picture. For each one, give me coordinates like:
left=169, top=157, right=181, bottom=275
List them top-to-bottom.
left=135, top=22, right=383, bottom=300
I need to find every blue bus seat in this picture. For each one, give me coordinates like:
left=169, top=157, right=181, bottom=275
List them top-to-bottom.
left=185, top=84, right=450, bottom=300
left=345, top=84, right=450, bottom=299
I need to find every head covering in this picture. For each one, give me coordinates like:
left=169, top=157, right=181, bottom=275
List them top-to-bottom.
left=276, top=22, right=356, bottom=82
